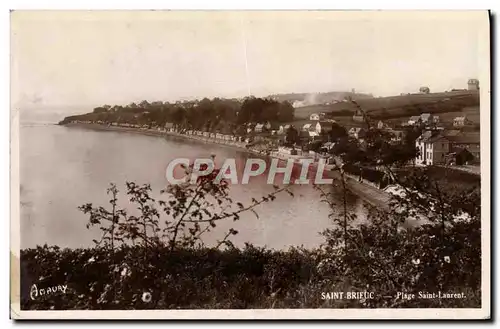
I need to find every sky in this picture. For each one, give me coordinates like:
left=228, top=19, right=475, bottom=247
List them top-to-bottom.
left=11, top=10, right=487, bottom=113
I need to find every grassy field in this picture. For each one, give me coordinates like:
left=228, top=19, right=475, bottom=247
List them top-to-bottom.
left=293, top=91, right=480, bottom=128
left=294, top=103, right=351, bottom=120
left=436, top=106, right=480, bottom=124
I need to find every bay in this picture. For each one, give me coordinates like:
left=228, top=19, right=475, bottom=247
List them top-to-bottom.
left=20, top=120, right=367, bottom=250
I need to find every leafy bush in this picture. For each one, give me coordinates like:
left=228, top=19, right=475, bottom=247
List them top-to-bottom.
left=21, top=244, right=327, bottom=310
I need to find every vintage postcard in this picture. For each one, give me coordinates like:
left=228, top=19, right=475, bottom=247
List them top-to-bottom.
left=10, top=10, right=490, bottom=319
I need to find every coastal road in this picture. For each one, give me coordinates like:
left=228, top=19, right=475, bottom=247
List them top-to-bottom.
left=326, top=169, right=391, bottom=210
left=329, top=171, right=427, bottom=229
left=344, top=175, right=391, bottom=210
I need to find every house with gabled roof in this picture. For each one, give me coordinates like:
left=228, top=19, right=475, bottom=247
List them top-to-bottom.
left=352, top=108, right=365, bottom=122
left=309, top=113, right=326, bottom=121
left=420, top=113, right=433, bottom=124
left=408, top=116, right=421, bottom=126
left=377, top=120, right=389, bottom=129
left=254, top=123, right=265, bottom=133
left=300, top=123, right=319, bottom=139
left=302, top=123, right=313, bottom=131
left=278, top=124, right=291, bottom=135
left=415, top=131, right=450, bottom=166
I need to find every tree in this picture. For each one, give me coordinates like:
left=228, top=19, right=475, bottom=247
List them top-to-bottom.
left=419, top=86, right=430, bottom=94
left=238, top=97, right=292, bottom=124
left=139, top=100, right=150, bottom=109
left=277, top=101, right=295, bottom=122
left=93, top=107, right=107, bottom=114
left=171, top=107, right=186, bottom=127
left=328, top=123, right=348, bottom=141
left=285, top=125, right=299, bottom=145
left=307, top=140, right=323, bottom=153
left=80, top=161, right=289, bottom=251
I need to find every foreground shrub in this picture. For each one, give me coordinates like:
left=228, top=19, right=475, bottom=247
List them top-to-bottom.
left=20, top=216, right=480, bottom=311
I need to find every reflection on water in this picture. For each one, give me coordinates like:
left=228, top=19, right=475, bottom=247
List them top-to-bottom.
left=20, top=123, right=367, bottom=250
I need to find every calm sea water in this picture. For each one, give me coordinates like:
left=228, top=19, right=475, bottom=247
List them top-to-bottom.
left=20, top=119, right=367, bottom=250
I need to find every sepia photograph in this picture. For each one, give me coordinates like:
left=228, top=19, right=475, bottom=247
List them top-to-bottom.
left=10, top=10, right=490, bottom=319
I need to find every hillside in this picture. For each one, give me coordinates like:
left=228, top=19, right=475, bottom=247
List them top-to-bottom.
left=294, top=90, right=480, bottom=126
left=268, top=91, right=374, bottom=105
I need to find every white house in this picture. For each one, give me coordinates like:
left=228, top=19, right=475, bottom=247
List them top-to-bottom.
left=468, top=79, right=480, bottom=91
left=352, top=110, right=364, bottom=122
left=309, top=113, right=326, bottom=121
left=408, top=113, right=438, bottom=126
left=420, top=113, right=433, bottom=124
left=408, top=116, right=421, bottom=126
left=453, top=116, right=471, bottom=127
left=377, top=120, right=388, bottom=129
left=246, top=123, right=255, bottom=134
left=254, top=123, right=265, bottom=133
left=302, top=123, right=319, bottom=138
left=302, top=123, right=313, bottom=131
left=278, top=124, right=291, bottom=135
left=415, top=131, right=450, bottom=166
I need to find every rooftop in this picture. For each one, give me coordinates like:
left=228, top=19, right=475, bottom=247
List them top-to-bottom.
left=419, top=130, right=446, bottom=143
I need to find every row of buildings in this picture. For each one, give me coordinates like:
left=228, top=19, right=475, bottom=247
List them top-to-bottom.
left=398, top=112, right=480, bottom=166
left=404, top=113, right=474, bottom=127
left=405, top=113, right=440, bottom=126
left=246, top=117, right=480, bottom=167
left=243, top=120, right=336, bottom=136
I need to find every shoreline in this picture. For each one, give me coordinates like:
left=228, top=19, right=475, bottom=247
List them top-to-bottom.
left=62, top=122, right=392, bottom=209
left=64, top=122, right=269, bottom=156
